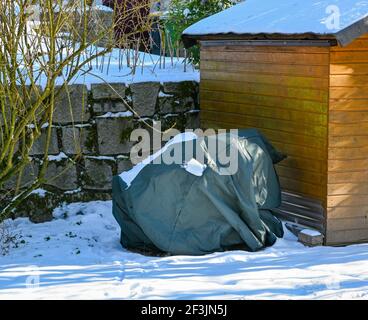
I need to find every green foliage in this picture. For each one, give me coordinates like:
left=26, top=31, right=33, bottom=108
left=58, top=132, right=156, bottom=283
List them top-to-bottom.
left=164, top=0, right=237, bottom=64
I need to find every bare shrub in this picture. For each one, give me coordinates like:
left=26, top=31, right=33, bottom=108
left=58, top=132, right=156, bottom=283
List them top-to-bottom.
left=0, top=0, right=152, bottom=221
left=0, top=220, right=19, bottom=256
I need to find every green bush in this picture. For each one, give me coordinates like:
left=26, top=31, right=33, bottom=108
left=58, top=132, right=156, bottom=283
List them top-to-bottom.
left=164, top=0, right=237, bottom=65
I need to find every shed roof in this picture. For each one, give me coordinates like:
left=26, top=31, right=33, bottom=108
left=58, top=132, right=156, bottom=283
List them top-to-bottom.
left=182, top=0, right=368, bottom=48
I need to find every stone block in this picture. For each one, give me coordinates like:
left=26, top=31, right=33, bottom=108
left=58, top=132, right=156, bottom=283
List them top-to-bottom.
left=161, top=81, right=198, bottom=113
left=162, top=81, right=198, bottom=97
left=130, top=82, right=160, bottom=117
left=91, top=83, right=126, bottom=100
left=53, top=84, right=89, bottom=124
left=1, top=86, right=43, bottom=126
left=158, top=95, right=178, bottom=115
left=176, top=96, right=196, bottom=112
left=92, top=100, right=127, bottom=114
left=185, top=111, right=200, bottom=129
left=161, top=113, right=187, bottom=132
left=96, top=117, right=134, bottom=155
left=61, top=125, right=94, bottom=155
left=30, top=126, right=59, bottom=155
left=0, top=130, right=20, bottom=155
left=83, top=157, right=114, bottom=190
left=117, top=157, right=133, bottom=174
left=44, top=158, right=78, bottom=191
left=2, top=160, right=39, bottom=190
left=13, top=190, right=55, bottom=223
left=298, top=229, right=324, bottom=247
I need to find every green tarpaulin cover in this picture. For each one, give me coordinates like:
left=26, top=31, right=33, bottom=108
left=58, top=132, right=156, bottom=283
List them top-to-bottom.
left=112, top=129, right=285, bottom=255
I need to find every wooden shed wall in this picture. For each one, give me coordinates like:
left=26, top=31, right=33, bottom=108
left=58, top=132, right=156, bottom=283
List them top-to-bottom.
left=326, top=34, right=368, bottom=245
left=200, top=43, right=329, bottom=230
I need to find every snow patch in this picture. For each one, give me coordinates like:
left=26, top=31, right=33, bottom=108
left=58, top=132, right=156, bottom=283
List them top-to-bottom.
left=94, top=4, right=113, bottom=12
left=158, top=92, right=174, bottom=98
left=97, top=111, right=133, bottom=118
left=74, top=123, right=92, bottom=128
left=119, top=132, right=198, bottom=188
left=48, top=152, right=68, bottom=162
left=86, top=155, right=115, bottom=161
left=182, top=158, right=207, bottom=176
left=30, top=188, right=48, bottom=198
left=64, top=188, right=82, bottom=195
left=300, top=229, right=322, bottom=237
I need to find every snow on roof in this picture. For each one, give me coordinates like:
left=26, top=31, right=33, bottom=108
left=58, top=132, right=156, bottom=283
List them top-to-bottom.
left=183, top=0, right=368, bottom=46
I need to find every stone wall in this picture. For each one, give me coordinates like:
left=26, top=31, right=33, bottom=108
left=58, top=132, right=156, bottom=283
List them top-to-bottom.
left=5, top=81, right=199, bottom=222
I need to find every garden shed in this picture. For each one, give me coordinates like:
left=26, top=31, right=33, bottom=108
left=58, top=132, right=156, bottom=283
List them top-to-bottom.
left=182, top=0, right=368, bottom=245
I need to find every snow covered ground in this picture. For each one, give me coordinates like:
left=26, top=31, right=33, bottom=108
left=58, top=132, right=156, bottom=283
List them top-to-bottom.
left=1, top=200, right=368, bottom=300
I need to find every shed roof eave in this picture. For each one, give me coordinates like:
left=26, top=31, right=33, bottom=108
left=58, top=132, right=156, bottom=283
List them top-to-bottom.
left=182, top=33, right=338, bottom=49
